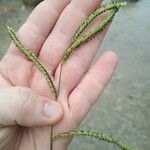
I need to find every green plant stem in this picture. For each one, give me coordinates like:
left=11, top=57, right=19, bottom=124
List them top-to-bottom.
left=7, top=26, right=58, bottom=99
left=57, top=60, right=64, bottom=95
left=50, top=126, right=54, bottom=150
left=53, top=129, right=137, bottom=150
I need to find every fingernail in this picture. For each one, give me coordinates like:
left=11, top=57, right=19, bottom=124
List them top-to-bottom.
left=44, top=101, right=59, bottom=118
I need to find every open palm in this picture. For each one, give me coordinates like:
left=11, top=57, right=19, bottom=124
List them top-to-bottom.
left=0, top=0, right=117, bottom=150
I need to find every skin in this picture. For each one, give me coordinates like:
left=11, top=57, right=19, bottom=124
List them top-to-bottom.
left=0, top=0, right=118, bottom=150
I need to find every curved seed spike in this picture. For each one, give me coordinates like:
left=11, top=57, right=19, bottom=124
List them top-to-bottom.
left=72, top=1, right=127, bottom=43
left=63, top=8, right=118, bottom=61
left=79, top=8, right=118, bottom=45
left=7, top=26, right=58, bottom=99
left=53, top=129, right=137, bottom=150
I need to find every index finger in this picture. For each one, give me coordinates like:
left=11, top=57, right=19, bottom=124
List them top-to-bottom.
left=7, top=0, right=70, bottom=57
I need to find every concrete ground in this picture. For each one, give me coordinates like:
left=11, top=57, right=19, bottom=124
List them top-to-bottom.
left=0, top=0, right=149, bottom=150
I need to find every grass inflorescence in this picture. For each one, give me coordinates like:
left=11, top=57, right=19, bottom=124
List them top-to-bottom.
left=63, top=1, right=126, bottom=61
left=72, top=1, right=126, bottom=44
left=7, top=26, right=58, bottom=99
left=54, top=129, right=137, bottom=150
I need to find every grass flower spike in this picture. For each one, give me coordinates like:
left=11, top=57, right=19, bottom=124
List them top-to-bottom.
left=63, top=1, right=126, bottom=61
left=7, top=26, right=58, bottom=99
left=54, top=129, right=137, bottom=150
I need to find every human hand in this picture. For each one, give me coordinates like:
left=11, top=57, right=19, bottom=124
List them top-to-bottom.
left=0, top=0, right=118, bottom=150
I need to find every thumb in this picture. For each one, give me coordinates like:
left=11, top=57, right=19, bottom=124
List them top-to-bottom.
left=0, top=87, right=63, bottom=127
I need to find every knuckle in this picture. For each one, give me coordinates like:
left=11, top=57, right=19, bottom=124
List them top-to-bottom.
left=13, top=87, right=36, bottom=125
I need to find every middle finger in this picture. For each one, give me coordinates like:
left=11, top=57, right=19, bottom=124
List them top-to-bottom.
left=38, top=0, right=101, bottom=73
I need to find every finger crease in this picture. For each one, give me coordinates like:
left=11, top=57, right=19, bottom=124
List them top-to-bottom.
left=88, top=72, right=105, bottom=89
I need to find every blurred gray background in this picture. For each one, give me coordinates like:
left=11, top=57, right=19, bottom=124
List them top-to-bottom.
left=0, top=0, right=149, bottom=150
